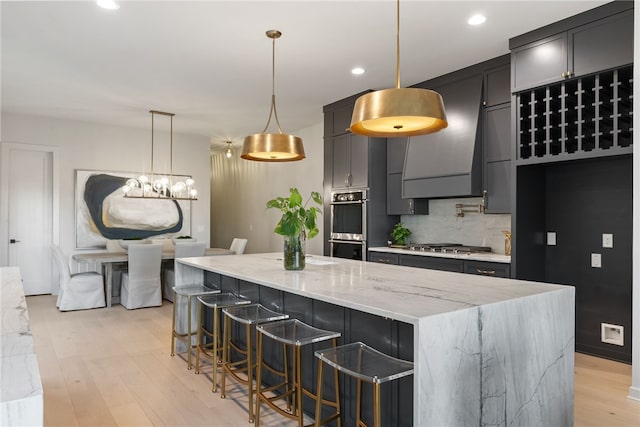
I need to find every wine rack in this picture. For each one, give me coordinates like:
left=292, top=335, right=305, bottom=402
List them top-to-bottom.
left=517, top=65, right=633, bottom=163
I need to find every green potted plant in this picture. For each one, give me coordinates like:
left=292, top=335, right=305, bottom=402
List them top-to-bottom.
left=266, top=188, right=322, bottom=270
left=390, top=222, right=411, bottom=247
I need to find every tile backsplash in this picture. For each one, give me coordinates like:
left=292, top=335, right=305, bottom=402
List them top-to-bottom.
left=400, top=197, right=511, bottom=254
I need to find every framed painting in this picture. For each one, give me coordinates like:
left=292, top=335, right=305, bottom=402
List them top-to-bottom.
left=75, top=170, right=192, bottom=249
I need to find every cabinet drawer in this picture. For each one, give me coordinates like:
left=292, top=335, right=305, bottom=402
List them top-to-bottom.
left=369, top=252, right=399, bottom=265
left=399, top=255, right=463, bottom=273
left=464, top=261, right=511, bottom=278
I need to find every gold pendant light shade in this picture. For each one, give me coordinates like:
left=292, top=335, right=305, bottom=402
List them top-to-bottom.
left=350, top=0, right=447, bottom=138
left=241, top=30, right=305, bottom=162
left=349, top=88, right=447, bottom=137
left=241, top=133, right=305, bottom=161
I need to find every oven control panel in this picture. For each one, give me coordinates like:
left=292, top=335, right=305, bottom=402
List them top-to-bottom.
left=332, top=190, right=366, bottom=203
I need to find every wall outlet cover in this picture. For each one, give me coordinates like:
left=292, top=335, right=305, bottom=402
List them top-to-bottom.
left=547, top=232, right=556, bottom=246
left=602, top=233, right=613, bottom=248
left=591, top=253, right=602, bottom=268
left=601, top=323, right=624, bottom=346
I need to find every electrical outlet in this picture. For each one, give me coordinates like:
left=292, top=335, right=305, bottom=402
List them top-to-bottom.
left=547, top=232, right=556, bottom=246
left=602, top=233, right=613, bottom=248
left=591, top=253, right=602, bottom=268
left=601, top=323, right=624, bottom=346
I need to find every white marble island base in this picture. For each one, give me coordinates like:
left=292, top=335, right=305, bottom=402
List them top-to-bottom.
left=175, top=253, right=574, bottom=426
left=1, top=267, right=44, bottom=427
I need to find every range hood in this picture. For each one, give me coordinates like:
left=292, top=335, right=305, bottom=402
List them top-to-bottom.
left=402, top=74, right=483, bottom=199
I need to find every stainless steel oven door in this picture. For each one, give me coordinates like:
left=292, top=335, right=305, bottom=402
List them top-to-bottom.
left=329, top=199, right=367, bottom=242
left=330, top=240, right=366, bottom=261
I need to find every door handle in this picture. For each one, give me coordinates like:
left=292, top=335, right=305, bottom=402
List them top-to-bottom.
left=9, top=239, right=21, bottom=244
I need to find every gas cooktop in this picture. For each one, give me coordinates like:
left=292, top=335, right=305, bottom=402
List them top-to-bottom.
left=407, top=243, right=492, bottom=254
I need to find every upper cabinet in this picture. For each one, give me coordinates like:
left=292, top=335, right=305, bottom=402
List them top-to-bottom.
left=510, top=5, right=633, bottom=93
left=332, top=133, right=368, bottom=189
left=387, top=138, right=428, bottom=215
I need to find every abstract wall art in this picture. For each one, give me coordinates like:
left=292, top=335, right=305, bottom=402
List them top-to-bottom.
left=75, top=170, right=191, bottom=249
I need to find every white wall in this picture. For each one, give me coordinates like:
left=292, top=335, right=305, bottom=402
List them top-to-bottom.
left=0, top=112, right=211, bottom=272
left=210, top=120, right=324, bottom=255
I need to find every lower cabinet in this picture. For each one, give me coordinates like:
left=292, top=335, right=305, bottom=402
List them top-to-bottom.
left=368, top=252, right=399, bottom=265
left=369, top=252, right=511, bottom=278
left=464, top=261, right=511, bottom=278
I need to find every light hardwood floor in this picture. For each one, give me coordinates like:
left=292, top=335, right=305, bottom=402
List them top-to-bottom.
left=26, top=295, right=640, bottom=426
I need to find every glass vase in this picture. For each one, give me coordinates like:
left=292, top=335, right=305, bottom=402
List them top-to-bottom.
left=283, top=235, right=305, bottom=270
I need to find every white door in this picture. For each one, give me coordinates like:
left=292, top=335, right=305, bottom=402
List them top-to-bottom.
left=1, top=144, right=56, bottom=295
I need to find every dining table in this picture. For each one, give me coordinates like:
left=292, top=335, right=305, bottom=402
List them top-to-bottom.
left=72, top=248, right=233, bottom=307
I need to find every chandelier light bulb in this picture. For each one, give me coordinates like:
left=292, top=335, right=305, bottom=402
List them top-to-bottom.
left=185, top=178, right=194, bottom=187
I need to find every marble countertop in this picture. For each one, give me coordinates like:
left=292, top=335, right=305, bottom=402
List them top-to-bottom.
left=369, top=246, right=511, bottom=263
left=178, top=253, right=565, bottom=324
left=1, top=267, right=43, bottom=426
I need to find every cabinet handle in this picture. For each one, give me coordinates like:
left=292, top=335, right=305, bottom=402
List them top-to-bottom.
left=567, top=70, right=573, bottom=77
left=561, top=72, right=566, bottom=78
left=347, top=173, right=352, bottom=187
left=344, top=174, right=349, bottom=187
left=408, top=199, right=414, bottom=214
left=477, top=269, right=496, bottom=275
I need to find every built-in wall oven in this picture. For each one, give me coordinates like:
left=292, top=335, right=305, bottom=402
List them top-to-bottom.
left=329, top=189, right=367, bottom=260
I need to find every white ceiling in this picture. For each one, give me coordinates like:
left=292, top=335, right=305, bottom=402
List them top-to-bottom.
left=1, top=1, right=608, bottom=150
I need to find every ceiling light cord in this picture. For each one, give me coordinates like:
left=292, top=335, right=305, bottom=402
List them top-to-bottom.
left=395, top=0, right=400, bottom=89
left=261, top=31, right=284, bottom=134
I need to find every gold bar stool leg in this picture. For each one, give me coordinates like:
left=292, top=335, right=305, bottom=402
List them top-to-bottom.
left=170, top=290, right=177, bottom=356
left=186, top=295, right=193, bottom=369
left=195, top=300, right=203, bottom=374
left=211, top=305, right=219, bottom=392
left=220, top=312, right=229, bottom=399
left=247, top=322, right=255, bottom=423
left=255, top=330, right=264, bottom=427
left=295, top=346, right=303, bottom=426
left=314, top=357, right=324, bottom=427
left=356, top=378, right=363, bottom=427
left=373, top=383, right=381, bottom=427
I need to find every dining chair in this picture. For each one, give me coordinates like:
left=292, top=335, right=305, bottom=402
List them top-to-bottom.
left=229, top=238, right=248, bottom=255
left=163, top=241, right=207, bottom=302
left=121, top=243, right=163, bottom=309
left=51, top=245, right=106, bottom=311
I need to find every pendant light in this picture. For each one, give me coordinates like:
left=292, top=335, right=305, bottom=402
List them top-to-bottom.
left=349, top=0, right=448, bottom=137
left=241, top=30, right=305, bottom=162
left=225, top=140, right=233, bottom=159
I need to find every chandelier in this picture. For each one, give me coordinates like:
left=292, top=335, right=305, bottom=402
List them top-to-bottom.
left=122, top=110, right=198, bottom=200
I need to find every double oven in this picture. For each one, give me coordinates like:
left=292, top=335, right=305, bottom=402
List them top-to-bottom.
left=329, top=189, right=367, bottom=260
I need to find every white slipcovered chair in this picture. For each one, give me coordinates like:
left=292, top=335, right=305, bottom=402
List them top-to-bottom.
left=229, top=238, right=248, bottom=255
left=163, top=241, right=207, bottom=302
left=121, top=243, right=163, bottom=309
left=51, top=245, right=106, bottom=311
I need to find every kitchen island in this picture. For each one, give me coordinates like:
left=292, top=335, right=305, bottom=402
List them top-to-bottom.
left=175, top=253, right=574, bottom=426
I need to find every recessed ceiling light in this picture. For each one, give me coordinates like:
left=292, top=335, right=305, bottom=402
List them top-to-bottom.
left=97, top=0, right=120, bottom=10
left=467, top=14, right=486, bottom=26
left=351, top=67, right=365, bottom=75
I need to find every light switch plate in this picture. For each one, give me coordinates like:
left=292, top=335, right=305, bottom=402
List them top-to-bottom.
left=547, top=232, right=557, bottom=246
left=602, top=233, right=613, bottom=248
left=591, top=253, right=602, bottom=268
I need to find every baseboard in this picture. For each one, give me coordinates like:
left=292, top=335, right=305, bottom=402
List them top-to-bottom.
left=629, top=386, right=640, bottom=401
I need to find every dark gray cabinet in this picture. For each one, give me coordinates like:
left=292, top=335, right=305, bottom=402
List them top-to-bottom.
left=511, top=8, right=633, bottom=92
left=484, top=64, right=511, bottom=107
left=483, top=103, right=511, bottom=213
left=331, top=128, right=369, bottom=188
left=387, top=138, right=428, bottom=215
left=368, top=252, right=399, bottom=265
left=369, top=252, right=511, bottom=278
left=398, top=254, right=464, bottom=273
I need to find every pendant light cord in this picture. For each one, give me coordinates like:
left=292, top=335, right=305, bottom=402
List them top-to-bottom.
left=395, top=0, right=401, bottom=89
left=261, top=31, right=284, bottom=134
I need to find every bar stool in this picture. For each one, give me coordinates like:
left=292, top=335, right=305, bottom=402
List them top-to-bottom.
left=170, top=284, right=220, bottom=369
left=195, top=292, right=251, bottom=392
left=220, top=304, right=289, bottom=423
left=255, top=319, right=341, bottom=427
left=314, top=342, right=414, bottom=427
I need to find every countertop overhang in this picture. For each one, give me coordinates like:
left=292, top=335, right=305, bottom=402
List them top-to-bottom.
left=178, top=253, right=565, bottom=325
